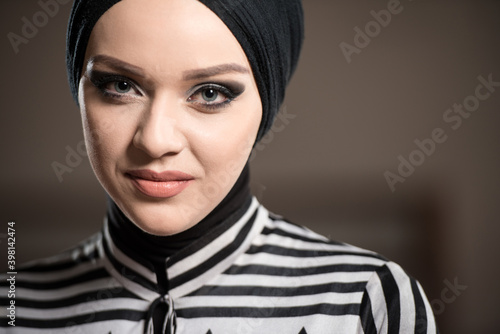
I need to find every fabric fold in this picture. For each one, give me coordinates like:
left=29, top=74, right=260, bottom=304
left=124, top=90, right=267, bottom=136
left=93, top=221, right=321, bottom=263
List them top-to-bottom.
left=144, top=295, right=176, bottom=334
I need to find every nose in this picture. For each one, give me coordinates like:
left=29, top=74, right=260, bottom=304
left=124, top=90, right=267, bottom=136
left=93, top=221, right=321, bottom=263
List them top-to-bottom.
left=132, top=98, right=185, bottom=158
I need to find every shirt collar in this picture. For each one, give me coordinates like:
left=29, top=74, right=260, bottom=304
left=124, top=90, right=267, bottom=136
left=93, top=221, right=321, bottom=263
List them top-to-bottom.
left=99, top=197, right=266, bottom=301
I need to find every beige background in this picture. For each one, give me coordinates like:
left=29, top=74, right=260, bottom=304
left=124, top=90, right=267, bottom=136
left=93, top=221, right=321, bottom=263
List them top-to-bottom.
left=1, top=0, right=499, bottom=332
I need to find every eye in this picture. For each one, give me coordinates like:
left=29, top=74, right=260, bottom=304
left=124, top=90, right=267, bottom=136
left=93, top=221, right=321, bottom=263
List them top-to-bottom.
left=88, top=70, right=142, bottom=100
left=102, top=79, right=140, bottom=97
left=188, top=83, right=243, bottom=111
left=189, top=86, right=229, bottom=105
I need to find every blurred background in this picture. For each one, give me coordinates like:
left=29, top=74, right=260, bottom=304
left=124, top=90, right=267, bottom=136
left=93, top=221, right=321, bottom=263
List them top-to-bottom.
left=1, top=0, right=499, bottom=332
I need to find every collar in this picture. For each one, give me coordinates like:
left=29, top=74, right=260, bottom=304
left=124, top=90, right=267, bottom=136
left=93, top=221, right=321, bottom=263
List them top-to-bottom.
left=99, top=196, right=267, bottom=301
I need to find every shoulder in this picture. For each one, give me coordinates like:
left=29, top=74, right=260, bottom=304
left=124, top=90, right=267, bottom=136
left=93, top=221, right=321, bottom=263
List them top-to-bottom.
left=245, top=209, right=439, bottom=333
left=252, top=210, right=390, bottom=269
left=0, top=232, right=113, bottom=300
left=0, top=232, right=143, bottom=331
left=19, top=232, right=103, bottom=272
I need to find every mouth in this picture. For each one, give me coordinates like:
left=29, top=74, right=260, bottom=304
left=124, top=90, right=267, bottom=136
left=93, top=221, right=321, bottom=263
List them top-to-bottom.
left=125, top=169, right=194, bottom=198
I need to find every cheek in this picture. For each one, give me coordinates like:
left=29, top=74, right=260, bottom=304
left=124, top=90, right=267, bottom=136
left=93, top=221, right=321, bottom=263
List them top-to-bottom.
left=191, top=99, right=262, bottom=179
left=80, top=103, right=133, bottom=176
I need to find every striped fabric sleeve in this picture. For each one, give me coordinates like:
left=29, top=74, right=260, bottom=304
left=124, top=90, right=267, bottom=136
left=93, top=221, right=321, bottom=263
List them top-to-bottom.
left=359, top=262, right=438, bottom=334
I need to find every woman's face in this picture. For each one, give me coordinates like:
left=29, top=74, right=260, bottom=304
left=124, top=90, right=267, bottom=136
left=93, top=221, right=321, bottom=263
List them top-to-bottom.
left=79, top=0, right=262, bottom=235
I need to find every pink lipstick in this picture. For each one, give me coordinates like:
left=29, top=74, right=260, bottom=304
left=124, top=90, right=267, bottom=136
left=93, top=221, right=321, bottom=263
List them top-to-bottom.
left=126, top=170, right=194, bottom=198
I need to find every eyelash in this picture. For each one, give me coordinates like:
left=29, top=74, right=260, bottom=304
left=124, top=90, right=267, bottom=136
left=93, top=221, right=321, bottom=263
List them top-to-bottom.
left=88, top=71, right=243, bottom=111
left=89, top=72, right=141, bottom=101
left=188, top=83, right=241, bottom=111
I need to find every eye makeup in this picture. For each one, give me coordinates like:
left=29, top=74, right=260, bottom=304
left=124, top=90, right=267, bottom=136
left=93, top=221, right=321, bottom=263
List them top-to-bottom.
left=86, top=67, right=246, bottom=111
left=87, top=70, right=142, bottom=101
left=187, top=81, right=245, bottom=111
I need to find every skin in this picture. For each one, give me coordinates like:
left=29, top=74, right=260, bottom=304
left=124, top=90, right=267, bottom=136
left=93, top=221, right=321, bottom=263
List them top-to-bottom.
left=78, top=0, right=262, bottom=236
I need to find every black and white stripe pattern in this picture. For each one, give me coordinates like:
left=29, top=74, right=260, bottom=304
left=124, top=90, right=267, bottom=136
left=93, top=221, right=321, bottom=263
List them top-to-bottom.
left=0, top=198, right=437, bottom=333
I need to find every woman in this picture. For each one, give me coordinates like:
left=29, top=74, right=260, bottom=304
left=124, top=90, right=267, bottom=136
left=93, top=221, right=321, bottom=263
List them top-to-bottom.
left=0, top=0, right=437, bottom=333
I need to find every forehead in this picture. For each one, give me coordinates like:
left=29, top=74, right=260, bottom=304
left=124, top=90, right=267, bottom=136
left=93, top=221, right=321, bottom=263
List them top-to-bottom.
left=85, top=0, right=250, bottom=78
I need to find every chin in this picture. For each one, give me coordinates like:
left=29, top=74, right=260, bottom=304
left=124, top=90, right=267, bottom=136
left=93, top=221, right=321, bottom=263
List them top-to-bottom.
left=120, top=200, right=202, bottom=236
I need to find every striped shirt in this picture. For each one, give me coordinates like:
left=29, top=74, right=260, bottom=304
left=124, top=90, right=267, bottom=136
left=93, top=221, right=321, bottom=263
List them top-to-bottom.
left=0, top=198, right=437, bottom=333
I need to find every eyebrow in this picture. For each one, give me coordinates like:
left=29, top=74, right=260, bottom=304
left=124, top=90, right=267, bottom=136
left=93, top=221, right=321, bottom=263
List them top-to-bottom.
left=87, top=54, right=249, bottom=81
left=87, top=55, right=145, bottom=77
left=182, top=63, right=250, bottom=80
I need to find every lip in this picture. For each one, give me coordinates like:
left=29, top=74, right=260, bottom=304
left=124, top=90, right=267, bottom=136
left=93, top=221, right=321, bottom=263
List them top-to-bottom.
left=125, top=169, right=194, bottom=198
